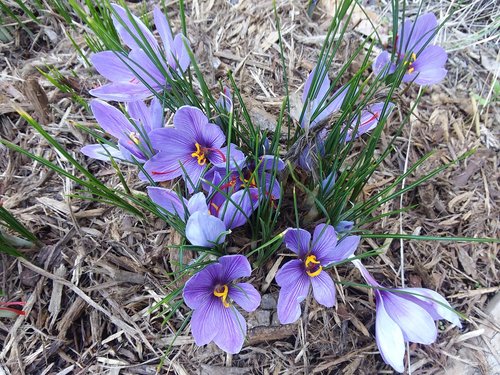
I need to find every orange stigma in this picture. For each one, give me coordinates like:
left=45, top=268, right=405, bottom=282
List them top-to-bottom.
left=191, top=143, right=207, bottom=165
left=305, top=255, right=322, bottom=277
left=213, top=284, right=230, bottom=308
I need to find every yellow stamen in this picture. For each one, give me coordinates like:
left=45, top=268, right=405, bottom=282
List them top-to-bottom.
left=407, top=53, right=417, bottom=74
left=129, top=132, right=141, bottom=145
left=191, top=143, right=207, bottom=165
left=210, top=202, right=220, bottom=214
left=305, top=255, right=322, bottom=277
left=213, top=284, right=230, bottom=308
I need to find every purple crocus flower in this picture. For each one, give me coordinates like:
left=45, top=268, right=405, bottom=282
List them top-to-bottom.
left=90, top=4, right=190, bottom=101
left=373, top=13, right=447, bottom=86
left=301, top=64, right=349, bottom=129
left=216, top=86, right=233, bottom=113
left=81, top=98, right=163, bottom=163
left=345, top=102, right=395, bottom=141
left=143, top=106, right=243, bottom=192
left=147, top=186, right=258, bottom=247
left=276, top=224, right=361, bottom=324
left=183, top=255, right=261, bottom=353
left=353, top=259, right=461, bottom=373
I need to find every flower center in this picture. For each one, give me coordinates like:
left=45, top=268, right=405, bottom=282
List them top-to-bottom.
left=406, top=52, right=417, bottom=74
left=191, top=143, right=207, bottom=165
left=305, top=255, right=322, bottom=277
left=213, top=284, right=230, bottom=308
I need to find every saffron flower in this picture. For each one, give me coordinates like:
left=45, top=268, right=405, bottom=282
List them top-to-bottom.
left=90, top=4, right=190, bottom=101
left=373, top=13, right=447, bottom=86
left=301, top=64, right=349, bottom=129
left=81, top=98, right=163, bottom=163
left=345, top=102, right=395, bottom=141
left=143, top=106, right=243, bottom=192
left=147, top=186, right=257, bottom=247
left=276, top=224, right=361, bottom=324
left=183, top=255, right=261, bottom=353
left=353, top=259, right=462, bottom=373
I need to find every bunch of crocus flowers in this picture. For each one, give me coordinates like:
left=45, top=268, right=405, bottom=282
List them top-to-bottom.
left=80, top=4, right=460, bottom=372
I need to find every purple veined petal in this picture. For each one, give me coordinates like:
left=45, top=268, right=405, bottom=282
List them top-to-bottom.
left=111, top=4, right=159, bottom=53
left=153, top=6, right=174, bottom=54
left=399, top=13, right=438, bottom=55
left=171, top=34, right=191, bottom=73
left=413, top=45, right=447, bottom=70
left=127, top=49, right=166, bottom=89
left=91, top=51, right=134, bottom=83
left=372, top=51, right=396, bottom=78
left=302, top=65, right=330, bottom=104
left=411, top=67, right=447, bottom=86
left=89, top=82, right=153, bottom=102
left=312, top=84, right=349, bottom=127
left=149, top=97, right=165, bottom=130
left=90, top=99, right=134, bottom=139
left=127, top=100, right=151, bottom=132
left=346, top=102, right=395, bottom=141
left=173, top=106, right=208, bottom=138
left=149, top=127, right=194, bottom=152
left=118, top=138, right=147, bottom=163
left=81, top=144, right=124, bottom=162
left=212, top=144, right=245, bottom=169
left=142, top=151, right=186, bottom=182
left=258, top=155, right=285, bottom=172
left=181, top=157, right=206, bottom=193
left=263, top=173, right=281, bottom=200
left=147, top=186, right=188, bottom=221
left=218, top=188, right=257, bottom=229
left=187, top=192, right=209, bottom=215
left=185, top=211, right=226, bottom=248
left=310, top=224, right=337, bottom=265
left=283, top=228, right=311, bottom=258
left=331, top=235, right=360, bottom=263
left=218, top=254, right=252, bottom=282
left=275, top=259, right=310, bottom=324
left=352, top=259, right=380, bottom=287
left=183, top=267, right=216, bottom=310
left=310, top=271, right=336, bottom=307
left=228, top=282, right=261, bottom=313
left=398, top=288, right=462, bottom=328
left=382, top=291, right=437, bottom=344
left=375, top=294, right=406, bottom=373
left=189, top=296, right=219, bottom=346
left=213, top=305, right=246, bottom=354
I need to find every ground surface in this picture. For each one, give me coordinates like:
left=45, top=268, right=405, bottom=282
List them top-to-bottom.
left=0, top=0, right=499, bottom=374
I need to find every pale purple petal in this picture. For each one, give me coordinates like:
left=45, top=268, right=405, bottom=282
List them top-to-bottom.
left=111, top=4, right=159, bottom=52
left=153, top=6, right=174, bottom=54
left=400, top=13, right=438, bottom=54
left=171, top=34, right=191, bottom=73
left=128, top=49, right=166, bottom=89
left=91, top=51, right=133, bottom=83
left=373, top=51, right=396, bottom=77
left=302, top=66, right=330, bottom=104
left=411, top=67, right=447, bottom=86
left=89, top=82, right=153, bottom=102
left=312, top=85, right=349, bottom=126
left=149, top=97, right=164, bottom=129
left=90, top=99, right=134, bottom=139
left=127, top=100, right=151, bottom=132
left=346, top=102, right=395, bottom=141
left=173, top=106, right=208, bottom=138
left=149, top=127, right=194, bottom=152
left=117, top=138, right=147, bottom=163
left=81, top=144, right=124, bottom=161
left=213, top=144, right=245, bottom=168
left=143, top=151, right=186, bottom=182
left=259, top=155, right=285, bottom=172
left=181, top=158, right=205, bottom=193
left=147, top=186, right=188, bottom=221
left=218, top=188, right=257, bottom=229
left=187, top=192, right=208, bottom=215
left=185, top=211, right=226, bottom=248
left=334, top=221, right=354, bottom=232
left=310, top=224, right=337, bottom=265
left=284, top=228, right=311, bottom=258
left=331, top=235, right=360, bottom=263
left=218, top=254, right=251, bottom=283
left=276, top=260, right=310, bottom=324
left=183, top=267, right=216, bottom=310
left=310, top=271, right=336, bottom=307
left=228, top=282, right=261, bottom=312
left=399, top=288, right=462, bottom=328
left=382, top=292, right=437, bottom=344
left=375, top=295, right=406, bottom=373
left=189, top=297, right=219, bottom=346
left=213, top=305, right=246, bottom=354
